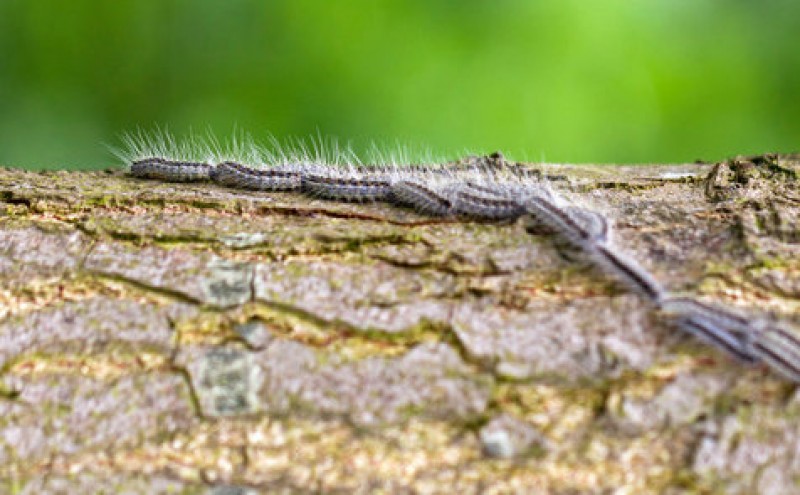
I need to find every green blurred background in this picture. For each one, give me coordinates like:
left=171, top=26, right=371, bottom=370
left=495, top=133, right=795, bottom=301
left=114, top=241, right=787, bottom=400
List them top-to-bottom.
left=0, top=0, right=798, bottom=170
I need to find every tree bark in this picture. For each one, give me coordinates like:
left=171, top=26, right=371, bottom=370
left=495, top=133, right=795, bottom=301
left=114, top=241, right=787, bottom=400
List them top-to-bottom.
left=0, top=155, right=798, bottom=494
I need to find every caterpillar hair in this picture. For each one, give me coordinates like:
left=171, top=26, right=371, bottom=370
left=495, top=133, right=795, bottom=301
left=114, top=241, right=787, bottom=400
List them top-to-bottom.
left=115, top=128, right=216, bottom=181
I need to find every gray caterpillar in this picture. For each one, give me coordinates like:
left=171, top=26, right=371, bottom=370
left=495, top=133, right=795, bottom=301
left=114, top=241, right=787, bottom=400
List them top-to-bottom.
left=119, top=131, right=800, bottom=382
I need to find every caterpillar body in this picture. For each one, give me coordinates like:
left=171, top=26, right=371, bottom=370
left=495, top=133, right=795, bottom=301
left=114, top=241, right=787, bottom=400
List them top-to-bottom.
left=116, top=130, right=800, bottom=383
left=130, top=158, right=213, bottom=182
left=212, top=161, right=303, bottom=191
left=301, top=169, right=394, bottom=203
left=389, top=179, right=454, bottom=217
left=448, top=186, right=527, bottom=221
left=588, top=243, right=665, bottom=303
left=659, top=297, right=760, bottom=363
left=750, top=324, right=800, bottom=382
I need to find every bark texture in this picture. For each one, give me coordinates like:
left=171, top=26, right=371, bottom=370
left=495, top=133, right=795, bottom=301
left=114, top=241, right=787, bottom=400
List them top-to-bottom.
left=0, top=154, right=798, bottom=494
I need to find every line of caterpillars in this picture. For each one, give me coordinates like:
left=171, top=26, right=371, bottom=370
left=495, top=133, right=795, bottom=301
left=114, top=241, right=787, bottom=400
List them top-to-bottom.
left=129, top=152, right=800, bottom=383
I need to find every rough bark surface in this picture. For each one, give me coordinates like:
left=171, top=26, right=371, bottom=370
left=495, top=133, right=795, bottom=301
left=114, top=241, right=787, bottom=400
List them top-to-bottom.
left=0, top=154, right=798, bottom=494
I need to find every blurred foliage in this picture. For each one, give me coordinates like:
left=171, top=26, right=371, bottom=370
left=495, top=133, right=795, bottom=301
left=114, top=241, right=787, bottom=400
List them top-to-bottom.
left=0, top=0, right=798, bottom=170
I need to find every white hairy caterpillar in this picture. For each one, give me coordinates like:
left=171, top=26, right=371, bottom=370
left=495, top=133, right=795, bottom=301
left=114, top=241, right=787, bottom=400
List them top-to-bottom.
left=115, top=130, right=800, bottom=382
left=129, top=157, right=214, bottom=182
left=211, top=162, right=303, bottom=191
left=301, top=166, right=394, bottom=203
left=388, top=178, right=454, bottom=217
left=587, top=243, right=665, bottom=303
left=659, top=297, right=760, bottom=363
left=661, top=297, right=800, bottom=380
left=750, top=323, right=800, bottom=382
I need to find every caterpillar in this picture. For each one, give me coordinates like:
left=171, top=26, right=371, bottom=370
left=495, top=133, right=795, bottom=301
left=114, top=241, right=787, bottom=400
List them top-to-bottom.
left=115, top=130, right=800, bottom=382
left=130, top=157, right=214, bottom=182
left=211, top=161, right=303, bottom=191
left=301, top=167, right=394, bottom=203
left=389, top=179, right=454, bottom=217
left=659, top=297, right=760, bottom=363
left=659, top=297, right=800, bottom=381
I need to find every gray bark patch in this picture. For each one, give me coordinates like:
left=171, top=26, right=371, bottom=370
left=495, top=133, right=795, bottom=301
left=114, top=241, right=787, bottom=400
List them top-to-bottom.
left=0, top=227, right=89, bottom=284
left=85, top=243, right=253, bottom=308
left=253, top=260, right=455, bottom=333
left=452, top=296, right=661, bottom=380
left=0, top=297, right=178, bottom=370
left=177, top=341, right=491, bottom=427
left=0, top=374, right=195, bottom=464
left=9, top=474, right=203, bottom=495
